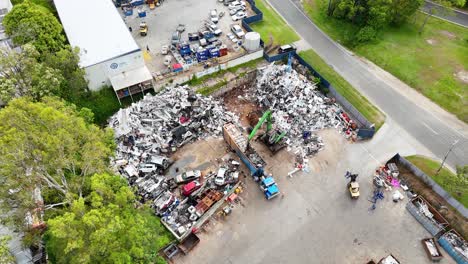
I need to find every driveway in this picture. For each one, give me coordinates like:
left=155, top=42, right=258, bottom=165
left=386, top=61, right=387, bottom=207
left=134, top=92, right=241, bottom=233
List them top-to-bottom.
left=265, top=0, right=468, bottom=170
left=422, top=0, right=468, bottom=28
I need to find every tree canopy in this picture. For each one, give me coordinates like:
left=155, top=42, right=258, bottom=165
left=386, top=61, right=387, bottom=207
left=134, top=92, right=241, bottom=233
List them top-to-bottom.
left=328, top=0, right=424, bottom=42
left=3, top=1, right=65, bottom=55
left=0, top=44, right=63, bottom=103
left=42, top=46, right=89, bottom=101
left=0, top=97, right=114, bottom=245
left=46, top=173, right=171, bottom=264
left=0, top=236, right=15, bottom=264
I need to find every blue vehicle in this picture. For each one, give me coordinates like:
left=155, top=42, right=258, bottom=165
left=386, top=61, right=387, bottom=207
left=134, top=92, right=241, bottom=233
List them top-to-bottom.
left=223, top=123, right=280, bottom=200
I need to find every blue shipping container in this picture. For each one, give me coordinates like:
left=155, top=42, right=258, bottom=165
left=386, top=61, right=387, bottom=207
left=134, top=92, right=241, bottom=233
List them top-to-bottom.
left=131, top=0, right=144, bottom=6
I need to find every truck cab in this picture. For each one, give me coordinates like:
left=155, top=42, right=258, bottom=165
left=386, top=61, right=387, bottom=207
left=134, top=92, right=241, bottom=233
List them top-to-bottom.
left=260, top=177, right=279, bottom=200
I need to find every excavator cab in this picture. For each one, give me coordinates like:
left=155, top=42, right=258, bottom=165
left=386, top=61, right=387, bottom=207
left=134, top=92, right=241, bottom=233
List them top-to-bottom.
left=248, top=110, right=287, bottom=154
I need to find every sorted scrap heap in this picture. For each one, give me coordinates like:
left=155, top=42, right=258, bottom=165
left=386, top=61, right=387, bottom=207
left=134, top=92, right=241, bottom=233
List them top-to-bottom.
left=250, top=64, right=352, bottom=156
left=110, top=85, right=239, bottom=155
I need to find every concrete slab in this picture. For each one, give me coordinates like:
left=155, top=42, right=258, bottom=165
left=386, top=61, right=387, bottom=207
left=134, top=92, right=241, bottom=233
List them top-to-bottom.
left=173, top=129, right=456, bottom=264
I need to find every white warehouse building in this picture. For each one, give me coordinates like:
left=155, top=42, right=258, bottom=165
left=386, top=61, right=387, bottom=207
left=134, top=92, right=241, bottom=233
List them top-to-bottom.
left=54, top=0, right=153, bottom=102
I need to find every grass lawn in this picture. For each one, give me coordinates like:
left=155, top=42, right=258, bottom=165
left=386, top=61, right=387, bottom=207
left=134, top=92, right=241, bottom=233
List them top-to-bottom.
left=250, top=0, right=300, bottom=46
left=303, top=0, right=468, bottom=123
left=299, top=49, right=385, bottom=130
left=197, top=80, right=228, bottom=96
left=74, top=87, right=147, bottom=126
left=406, top=155, right=467, bottom=207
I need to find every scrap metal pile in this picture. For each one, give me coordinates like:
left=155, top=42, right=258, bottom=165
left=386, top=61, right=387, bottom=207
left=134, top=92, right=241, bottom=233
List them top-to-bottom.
left=249, top=64, right=355, bottom=156
left=110, top=85, right=239, bottom=143
left=108, top=86, right=240, bottom=218
left=162, top=159, right=241, bottom=237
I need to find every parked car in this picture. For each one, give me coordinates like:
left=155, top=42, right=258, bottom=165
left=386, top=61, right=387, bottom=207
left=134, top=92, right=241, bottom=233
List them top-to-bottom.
left=223, top=0, right=236, bottom=5
left=228, top=1, right=246, bottom=9
left=229, top=6, right=245, bottom=15
left=210, top=9, right=219, bottom=23
left=231, top=11, right=246, bottom=21
left=207, top=23, right=222, bottom=36
left=230, top=24, right=245, bottom=38
left=171, top=31, right=181, bottom=46
left=278, top=44, right=297, bottom=54
left=215, top=168, right=227, bottom=186
left=175, top=170, right=201, bottom=184
left=182, top=180, right=202, bottom=196
left=154, top=191, right=176, bottom=215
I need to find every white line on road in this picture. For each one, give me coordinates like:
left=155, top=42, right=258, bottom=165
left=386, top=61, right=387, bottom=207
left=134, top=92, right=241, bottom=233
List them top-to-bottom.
left=421, top=121, right=439, bottom=135
left=360, top=145, right=379, bottom=163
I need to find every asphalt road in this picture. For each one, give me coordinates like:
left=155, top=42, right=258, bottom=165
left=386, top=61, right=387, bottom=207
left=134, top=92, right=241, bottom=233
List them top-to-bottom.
left=266, top=0, right=467, bottom=169
left=423, top=0, right=468, bottom=27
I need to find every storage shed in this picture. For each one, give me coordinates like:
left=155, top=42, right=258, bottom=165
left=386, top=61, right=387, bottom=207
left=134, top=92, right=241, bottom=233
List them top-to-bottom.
left=54, top=0, right=153, bottom=102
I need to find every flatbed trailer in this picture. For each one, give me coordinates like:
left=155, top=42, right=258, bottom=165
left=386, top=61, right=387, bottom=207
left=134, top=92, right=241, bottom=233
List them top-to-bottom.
left=223, top=123, right=279, bottom=199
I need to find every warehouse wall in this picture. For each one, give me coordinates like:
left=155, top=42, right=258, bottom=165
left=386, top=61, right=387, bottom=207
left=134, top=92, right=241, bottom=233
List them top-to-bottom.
left=84, top=50, right=144, bottom=91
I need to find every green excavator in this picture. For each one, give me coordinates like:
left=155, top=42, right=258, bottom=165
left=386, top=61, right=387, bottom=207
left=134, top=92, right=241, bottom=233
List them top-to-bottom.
left=248, top=110, right=287, bottom=154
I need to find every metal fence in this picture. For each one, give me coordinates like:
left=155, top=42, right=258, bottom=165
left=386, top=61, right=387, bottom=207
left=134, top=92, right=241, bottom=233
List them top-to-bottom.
left=294, top=53, right=374, bottom=130
left=393, top=153, right=468, bottom=218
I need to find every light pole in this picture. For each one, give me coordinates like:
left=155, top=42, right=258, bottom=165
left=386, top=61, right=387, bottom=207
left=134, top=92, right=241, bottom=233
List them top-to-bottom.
left=435, top=139, right=459, bottom=176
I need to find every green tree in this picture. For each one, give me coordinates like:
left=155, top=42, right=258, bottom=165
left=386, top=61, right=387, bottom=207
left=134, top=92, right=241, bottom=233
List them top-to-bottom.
left=328, top=0, right=424, bottom=35
left=390, top=0, right=424, bottom=25
left=3, top=1, right=65, bottom=55
left=0, top=44, right=63, bottom=103
left=43, top=46, right=88, bottom=101
left=0, top=97, right=115, bottom=245
left=46, top=173, right=171, bottom=264
left=0, top=236, right=15, bottom=264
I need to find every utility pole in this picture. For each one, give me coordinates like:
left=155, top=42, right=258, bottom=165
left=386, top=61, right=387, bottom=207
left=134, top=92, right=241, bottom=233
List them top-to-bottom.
left=327, top=0, right=332, bottom=16
left=435, top=139, right=459, bottom=176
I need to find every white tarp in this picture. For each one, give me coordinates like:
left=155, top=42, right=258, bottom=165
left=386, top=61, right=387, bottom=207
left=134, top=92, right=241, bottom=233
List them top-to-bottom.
left=110, top=66, right=152, bottom=91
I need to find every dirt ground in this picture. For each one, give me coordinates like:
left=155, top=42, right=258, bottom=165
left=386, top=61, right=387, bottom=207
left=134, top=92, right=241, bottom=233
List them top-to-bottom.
left=223, top=84, right=260, bottom=127
left=397, top=163, right=468, bottom=239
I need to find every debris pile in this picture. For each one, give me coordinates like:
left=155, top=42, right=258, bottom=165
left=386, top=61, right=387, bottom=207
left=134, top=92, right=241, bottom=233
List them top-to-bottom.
left=250, top=64, right=356, bottom=156
left=108, top=85, right=241, bottom=221
left=110, top=85, right=239, bottom=143
left=161, top=159, right=241, bottom=237
left=441, top=231, right=468, bottom=260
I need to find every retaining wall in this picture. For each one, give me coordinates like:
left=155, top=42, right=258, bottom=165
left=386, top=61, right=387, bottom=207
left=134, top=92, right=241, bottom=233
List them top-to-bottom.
left=392, top=153, right=468, bottom=218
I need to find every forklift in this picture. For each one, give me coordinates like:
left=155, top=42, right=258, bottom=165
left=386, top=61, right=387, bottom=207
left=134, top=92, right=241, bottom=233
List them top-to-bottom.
left=139, top=22, right=148, bottom=36
left=247, top=110, right=287, bottom=154
left=345, top=171, right=360, bottom=199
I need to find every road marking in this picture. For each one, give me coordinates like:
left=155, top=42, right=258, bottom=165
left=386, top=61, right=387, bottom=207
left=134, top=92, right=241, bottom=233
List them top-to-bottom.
left=421, top=121, right=439, bottom=135
left=360, top=145, right=379, bottom=163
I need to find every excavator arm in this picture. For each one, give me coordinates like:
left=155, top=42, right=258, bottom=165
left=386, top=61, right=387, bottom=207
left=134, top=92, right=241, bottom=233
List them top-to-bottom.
left=248, top=110, right=272, bottom=141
